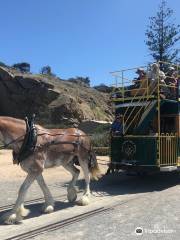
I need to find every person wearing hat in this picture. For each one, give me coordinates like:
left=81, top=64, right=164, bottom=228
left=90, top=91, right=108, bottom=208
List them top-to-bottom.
left=147, top=63, right=166, bottom=98
left=164, top=66, right=177, bottom=99
left=165, top=67, right=177, bottom=85
left=128, top=68, right=148, bottom=97
left=132, top=68, right=146, bottom=88
left=136, top=68, right=146, bottom=76
left=110, top=114, right=124, bottom=136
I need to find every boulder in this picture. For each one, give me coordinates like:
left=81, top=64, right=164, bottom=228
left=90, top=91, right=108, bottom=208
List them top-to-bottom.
left=0, top=66, right=113, bottom=126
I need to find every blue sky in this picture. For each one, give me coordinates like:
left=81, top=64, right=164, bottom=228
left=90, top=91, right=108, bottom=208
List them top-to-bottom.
left=0, top=0, right=179, bottom=86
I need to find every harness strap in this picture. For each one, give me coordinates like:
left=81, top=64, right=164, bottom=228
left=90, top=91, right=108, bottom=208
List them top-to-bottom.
left=17, top=114, right=37, bottom=164
left=0, top=118, right=91, bottom=162
left=0, top=135, right=24, bottom=150
left=40, top=140, right=80, bottom=150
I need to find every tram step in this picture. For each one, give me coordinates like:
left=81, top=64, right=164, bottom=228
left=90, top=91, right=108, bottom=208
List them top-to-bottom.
left=160, top=166, right=178, bottom=172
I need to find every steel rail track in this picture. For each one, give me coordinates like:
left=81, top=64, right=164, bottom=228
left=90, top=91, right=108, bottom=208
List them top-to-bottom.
left=0, top=193, right=68, bottom=212
left=4, top=195, right=142, bottom=240
left=5, top=207, right=112, bottom=240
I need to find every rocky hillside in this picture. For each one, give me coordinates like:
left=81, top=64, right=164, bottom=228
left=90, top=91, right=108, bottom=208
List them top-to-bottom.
left=0, top=66, right=113, bottom=126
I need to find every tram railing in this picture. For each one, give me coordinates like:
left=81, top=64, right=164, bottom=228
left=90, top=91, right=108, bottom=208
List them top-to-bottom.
left=159, top=134, right=178, bottom=166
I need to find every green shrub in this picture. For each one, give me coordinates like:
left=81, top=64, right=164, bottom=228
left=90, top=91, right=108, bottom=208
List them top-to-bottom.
left=91, top=133, right=110, bottom=155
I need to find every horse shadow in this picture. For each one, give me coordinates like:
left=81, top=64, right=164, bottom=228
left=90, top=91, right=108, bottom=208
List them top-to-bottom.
left=74, top=171, right=180, bottom=197
left=0, top=172, right=179, bottom=225
left=0, top=200, right=75, bottom=225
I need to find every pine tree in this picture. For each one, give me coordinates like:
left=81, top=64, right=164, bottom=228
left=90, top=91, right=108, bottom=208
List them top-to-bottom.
left=145, top=0, right=180, bottom=64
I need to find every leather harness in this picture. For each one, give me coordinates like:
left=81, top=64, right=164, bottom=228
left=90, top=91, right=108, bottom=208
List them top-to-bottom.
left=13, top=114, right=38, bottom=164
left=0, top=115, right=90, bottom=164
left=13, top=116, right=84, bottom=164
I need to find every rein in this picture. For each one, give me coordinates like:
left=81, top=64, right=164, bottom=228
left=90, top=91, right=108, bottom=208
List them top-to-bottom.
left=0, top=135, right=24, bottom=150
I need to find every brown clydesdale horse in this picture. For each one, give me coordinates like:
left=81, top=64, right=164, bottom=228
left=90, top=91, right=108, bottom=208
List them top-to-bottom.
left=0, top=116, right=100, bottom=224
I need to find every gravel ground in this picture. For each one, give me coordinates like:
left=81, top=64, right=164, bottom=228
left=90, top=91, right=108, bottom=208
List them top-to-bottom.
left=0, top=150, right=180, bottom=240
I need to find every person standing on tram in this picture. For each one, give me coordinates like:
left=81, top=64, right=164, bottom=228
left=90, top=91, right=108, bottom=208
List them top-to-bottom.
left=164, top=67, right=178, bottom=98
left=110, top=114, right=124, bottom=136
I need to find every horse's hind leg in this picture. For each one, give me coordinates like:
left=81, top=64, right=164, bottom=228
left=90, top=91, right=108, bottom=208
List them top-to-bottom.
left=78, top=158, right=91, bottom=206
left=63, top=161, right=80, bottom=203
left=2, top=172, right=37, bottom=224
left=36, top=174, right=55, bottom=213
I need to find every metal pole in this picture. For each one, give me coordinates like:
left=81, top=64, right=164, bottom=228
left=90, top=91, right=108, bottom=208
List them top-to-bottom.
left=157, top=61, right=161, bottom=167
left=122, top=70, right=124, bottom=100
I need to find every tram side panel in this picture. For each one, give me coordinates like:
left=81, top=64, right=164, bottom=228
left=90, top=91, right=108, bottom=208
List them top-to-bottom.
left=111, top=136, right=157, bottom=170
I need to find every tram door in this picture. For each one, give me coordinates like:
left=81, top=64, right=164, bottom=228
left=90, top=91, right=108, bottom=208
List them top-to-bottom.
left=159, top=116, right=178, bottom=166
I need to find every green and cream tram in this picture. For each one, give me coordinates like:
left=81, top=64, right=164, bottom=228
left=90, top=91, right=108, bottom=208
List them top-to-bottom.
left=110, top=62, right=180, bottom=174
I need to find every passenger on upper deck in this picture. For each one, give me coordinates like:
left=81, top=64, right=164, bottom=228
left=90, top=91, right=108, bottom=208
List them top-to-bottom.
left=147, top=63, right=166, bottom=97
left=148, top=63, right=166, bottom=83
left=164, top=67, right=178, bottom=99
left=164, top=67, right=177, bottom=85
left=127, top=68, right=147, bottom=97
left=133, top=68, right=147, bottom=87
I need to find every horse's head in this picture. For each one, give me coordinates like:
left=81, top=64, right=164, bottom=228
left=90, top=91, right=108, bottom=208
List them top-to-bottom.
left=0, top=116, right=25, bottom=146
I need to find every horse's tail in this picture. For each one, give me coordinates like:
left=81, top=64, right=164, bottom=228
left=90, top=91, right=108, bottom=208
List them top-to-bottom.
left=89, top=149, right=101, bottom=180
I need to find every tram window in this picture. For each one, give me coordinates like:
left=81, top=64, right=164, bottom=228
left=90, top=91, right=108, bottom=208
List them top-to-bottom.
left=160, top=117, right=176, bottom=133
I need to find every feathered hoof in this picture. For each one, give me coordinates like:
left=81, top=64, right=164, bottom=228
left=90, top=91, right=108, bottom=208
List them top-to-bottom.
left=67, top=188, right=77, bottom=203
left=77, top=195, right=90, bottom=206
left=17, top=205, right=30, bottom=217
left=43, top=205, right=54, bottom=214
left=2, top=212, right=22, bottom=225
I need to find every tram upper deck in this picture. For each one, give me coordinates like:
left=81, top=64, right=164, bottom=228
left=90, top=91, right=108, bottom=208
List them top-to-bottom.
left=110, top=62, right=180, bottom=135
left=111, top=62, right=180, bottom=104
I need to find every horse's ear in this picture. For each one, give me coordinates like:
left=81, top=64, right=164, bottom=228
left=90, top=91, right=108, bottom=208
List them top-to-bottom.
left=24, top=117, right=29, bottom=130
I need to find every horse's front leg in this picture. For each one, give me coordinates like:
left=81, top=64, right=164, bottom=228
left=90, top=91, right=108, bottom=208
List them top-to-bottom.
left=2, top=172, right=38, bottom=224
left=36, top=174, right=55, bottom=213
